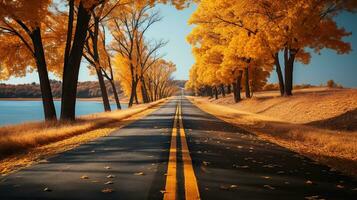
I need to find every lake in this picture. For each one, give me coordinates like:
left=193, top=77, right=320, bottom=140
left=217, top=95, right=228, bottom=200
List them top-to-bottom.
left=0, top=100, right=128, bottom=126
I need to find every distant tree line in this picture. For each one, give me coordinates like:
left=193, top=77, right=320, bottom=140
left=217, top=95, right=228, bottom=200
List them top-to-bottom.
left=0, top=80, right=122, bottom=98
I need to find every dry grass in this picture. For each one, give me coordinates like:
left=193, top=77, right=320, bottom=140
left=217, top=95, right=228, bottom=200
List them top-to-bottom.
left=188, top=88, right=357, bottom=176
left=0, top=99, right=166, bottom=175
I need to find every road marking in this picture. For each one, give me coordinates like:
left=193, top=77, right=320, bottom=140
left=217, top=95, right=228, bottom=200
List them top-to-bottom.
left=164, top=100, right=200, bottom=200
left=179, top=101, right=201, bottom=200
left=163, top=104, right=179, bottom=200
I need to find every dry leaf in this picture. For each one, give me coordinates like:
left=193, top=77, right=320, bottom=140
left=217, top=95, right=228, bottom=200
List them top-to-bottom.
left=202, top=161, right=210, bottom=166
left=134, top=172, right=145, bottom=176
left=106, top=174, right=115, bottom=178
left=80, top=175, right=89, bottom=179
left=263, top=185, right=275, bottom=190
left=101, top=188, right=114, bottom=193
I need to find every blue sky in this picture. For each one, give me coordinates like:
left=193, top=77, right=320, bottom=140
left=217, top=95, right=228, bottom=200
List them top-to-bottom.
left=2, top=4, right=357, bottom=87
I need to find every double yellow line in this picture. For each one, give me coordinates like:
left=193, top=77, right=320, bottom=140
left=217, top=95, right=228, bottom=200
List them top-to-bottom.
left=164, top=100, right=200, bottom=200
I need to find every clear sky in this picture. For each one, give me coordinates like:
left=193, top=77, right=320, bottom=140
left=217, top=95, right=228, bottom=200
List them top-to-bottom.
left=2, top=4, right=357, bottom=87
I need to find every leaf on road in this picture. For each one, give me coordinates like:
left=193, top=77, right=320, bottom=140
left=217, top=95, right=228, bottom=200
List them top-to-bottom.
left=202, top=161, right=210, bottom=166
left=233, top=164, right=249, bottom=169
left=134, top=172, right=145, bottom=176
left=106, top=174, right=116, bottom=178
left=80, top=175, right=89, bottom=179
left=104, top=181, right=113, bottom=185
left=220, top=184, right=238, bottom=190
left=263, top=185, right=275, bottom=190
left=43, top=187, right=52, bottom=192
left=101, top=188, right=114, bottom=193
left=304, top=195, right=322, bottom=200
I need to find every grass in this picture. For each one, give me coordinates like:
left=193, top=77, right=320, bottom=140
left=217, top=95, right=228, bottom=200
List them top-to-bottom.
left=187, top=88, right=357, bottom=177
left=0, top=99, right=166, bottom=175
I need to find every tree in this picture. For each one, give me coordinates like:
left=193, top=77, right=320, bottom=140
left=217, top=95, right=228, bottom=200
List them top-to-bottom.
left=0, top=0, right=62, bottom=121
left=187, top=0, right=356, bottom=101
left=109, top=3, right=163, bottom=107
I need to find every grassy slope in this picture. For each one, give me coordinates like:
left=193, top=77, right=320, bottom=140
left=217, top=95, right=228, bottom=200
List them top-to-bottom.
left=188, top=87, right=357, bottom=176
left=0, top=99, right=167, bottom=175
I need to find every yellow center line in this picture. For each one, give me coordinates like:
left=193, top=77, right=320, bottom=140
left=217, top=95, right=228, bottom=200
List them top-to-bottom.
left=164, top=99, right=200, bottom=200
left=179, top=100, right=201, bottom=200
left=164, top=103, right=179, bottom=200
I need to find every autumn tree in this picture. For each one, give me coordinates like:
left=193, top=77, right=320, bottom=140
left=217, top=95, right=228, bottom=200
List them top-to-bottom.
left=0, top=0, right=64, bottom=120
left=187, top=0, right=356, bottom=101
left=109, top=3, right=164, bottom=107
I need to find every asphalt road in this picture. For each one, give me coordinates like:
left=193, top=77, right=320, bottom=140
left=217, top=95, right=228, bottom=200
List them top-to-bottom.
left=0, top=96, right=356, bottom=200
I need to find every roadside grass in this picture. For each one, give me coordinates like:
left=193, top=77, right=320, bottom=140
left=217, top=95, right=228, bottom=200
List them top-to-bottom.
left=187, top=90, right=357, bottom=177
left=0, top=99, right=166, bottom=175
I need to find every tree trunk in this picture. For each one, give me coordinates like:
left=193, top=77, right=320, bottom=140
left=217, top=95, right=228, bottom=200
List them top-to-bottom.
left=60, top=3, right=91, bottom=121
left=31, top=27, right=57, bottom=121
left=284, top=48, right=296, bottom=96
left=274, top=52, right=285, bottom=96
left=244, top=67, right=251, bottom=98
left=96, top=68, right=111, bottom=112
left=233, top=70, right=243, bottom=103
left=140, top=77, right=149, bottom=103
left=128, top=80, right=137, bottom=107
left=110, top=81, right=121, bottom=109
left=220, top=84, right=226, bottom=97
left=227, top=84, right=231, bottom=94
left=207, top=86, right=213, bottom=98
left=214, top=86, right=218, bottom=99
left=134, top=89, right=139, bottom=104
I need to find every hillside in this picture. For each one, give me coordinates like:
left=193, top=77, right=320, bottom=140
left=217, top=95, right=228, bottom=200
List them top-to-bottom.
left=0, top=80, right=123, bottom=98
left=188, top=87, right=357, bottom=176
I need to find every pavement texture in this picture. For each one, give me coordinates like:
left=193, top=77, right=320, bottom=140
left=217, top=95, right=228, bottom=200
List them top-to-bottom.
left=0, top=96, right=356, bottom=200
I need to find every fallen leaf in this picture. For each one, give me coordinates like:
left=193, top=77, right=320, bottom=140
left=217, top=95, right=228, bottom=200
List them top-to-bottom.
left=202, top=161, right=210, bottom=166
left=233, top=165, right=249, bottom=169
left=134, top=172, right=145, bottom=176
left=106, top=174, right=115, bottom=178
left=80, top=175, right=89, bottom=179
left=104, top=181, right=113, bottom=185
left=230, top=184, right=238, bottom=189
left=263, top=185, right=275, bottom=190
left=101, top=188, right=114, bottom=193
left=304, top=195, right=321, bottom=200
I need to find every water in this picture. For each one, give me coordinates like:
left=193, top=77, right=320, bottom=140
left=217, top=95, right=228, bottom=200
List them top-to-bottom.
left=0, top=100, right=128, bottom=126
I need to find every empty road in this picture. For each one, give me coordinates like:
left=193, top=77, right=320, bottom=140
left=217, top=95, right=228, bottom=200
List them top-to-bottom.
left=0, top=97, right=356, bottom=200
